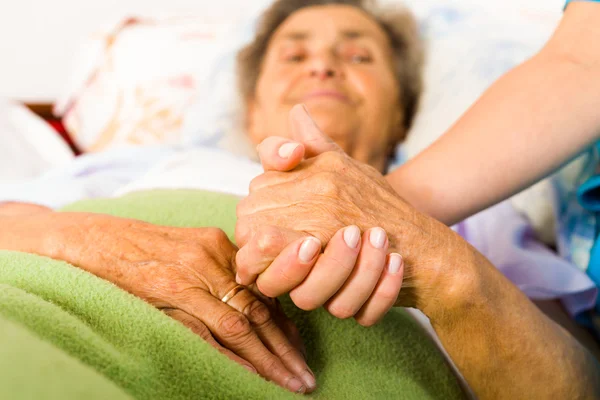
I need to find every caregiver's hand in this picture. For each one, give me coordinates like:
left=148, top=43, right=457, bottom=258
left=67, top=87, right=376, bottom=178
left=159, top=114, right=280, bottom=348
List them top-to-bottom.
left=235, top=105, right=436, bottom=326
left=5, top=211, right=314, bottom=394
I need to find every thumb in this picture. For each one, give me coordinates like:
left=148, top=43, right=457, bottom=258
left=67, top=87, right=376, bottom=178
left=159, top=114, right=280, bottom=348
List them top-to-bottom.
left=290, top=104, right=342, bottom=158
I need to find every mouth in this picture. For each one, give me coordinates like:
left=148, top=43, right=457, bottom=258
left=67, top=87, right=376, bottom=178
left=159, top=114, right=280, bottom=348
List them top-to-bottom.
left=301, top=90, right=351, bottom=104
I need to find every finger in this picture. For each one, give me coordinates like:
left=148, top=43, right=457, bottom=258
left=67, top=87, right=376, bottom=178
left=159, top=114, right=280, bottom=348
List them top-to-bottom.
left=290, top=104, right=342, bottom=158
left=256, top=136, right=305, bottom=172
left=249, top=171, right=295, bottom=193
left=234, top=214, right=253, bottom=247
left=289, top=225, right=361, bottom=311
left=235, top=226, right=306, bottom=286
left=324, top=228, right=388, bottom=319
left=254, top=236, right=322, bottom=298
left=354, top=253, right=404, bottom=327
left=227, top=288, right=317, bottom=392
left=244, top=289, right=307, bottom=359
left=188, top=291, right=307, bottom=394
left=271, top=300, right=307, bottom=360
left=163, top=308, right=256, bottom=373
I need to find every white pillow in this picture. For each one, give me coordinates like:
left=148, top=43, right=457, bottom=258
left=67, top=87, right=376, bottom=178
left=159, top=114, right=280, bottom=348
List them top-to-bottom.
left=393, top=0, right=562, bottom=243
left=395, top=0, right=562, bottom=156
left=54, top=1, right=272, bottom=154
left=0, top=99, right=74, bottom=184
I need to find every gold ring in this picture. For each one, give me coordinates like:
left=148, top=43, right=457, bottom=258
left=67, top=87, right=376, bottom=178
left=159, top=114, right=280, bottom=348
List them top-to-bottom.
left=221, top=285, right=245, bottom=304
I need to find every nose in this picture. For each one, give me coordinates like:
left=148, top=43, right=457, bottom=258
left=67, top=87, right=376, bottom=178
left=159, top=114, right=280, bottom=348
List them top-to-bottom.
left=308, top=51, right=342, bottom=80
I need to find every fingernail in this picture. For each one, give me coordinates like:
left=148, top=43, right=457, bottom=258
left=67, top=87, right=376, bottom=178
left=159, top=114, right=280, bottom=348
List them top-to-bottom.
left=278, top=142, right=300, bottom=159
left=343, top=225, right=361, bottom=249
left=369, top=228, right=387, bottom=249
left=299, top=237, right=321, bottom=263
left=388, top=253, right=403, bottom=275
left=235, top=273, right=242, bottom=285
left=243, top=365, right=256, bottom=373
left=301, top=369, right=317, bottom=390
left=287, top=377, right=306, bottom=393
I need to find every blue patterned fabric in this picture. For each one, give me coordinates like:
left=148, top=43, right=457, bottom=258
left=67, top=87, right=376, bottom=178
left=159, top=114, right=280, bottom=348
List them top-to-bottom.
left=554, top=0, right=600, bottom=331
left=565, top=0, right=600, bottom=8
left=553, top=143, right=600, bottom=328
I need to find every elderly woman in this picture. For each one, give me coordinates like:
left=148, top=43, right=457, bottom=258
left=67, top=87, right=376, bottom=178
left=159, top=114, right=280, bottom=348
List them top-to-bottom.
left=0, top=0, right=598, bottom=398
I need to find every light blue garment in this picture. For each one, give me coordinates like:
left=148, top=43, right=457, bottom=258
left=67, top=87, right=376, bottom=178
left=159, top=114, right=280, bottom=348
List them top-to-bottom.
left=565, top=0, right=600, bottom=8
left=553, top=144, right=600, bottom=327
left=554, top=147, right=599, bottom=271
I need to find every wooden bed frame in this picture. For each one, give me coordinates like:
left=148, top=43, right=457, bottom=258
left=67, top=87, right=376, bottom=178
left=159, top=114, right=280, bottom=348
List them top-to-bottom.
left=24, top=103, right=55, bottom=120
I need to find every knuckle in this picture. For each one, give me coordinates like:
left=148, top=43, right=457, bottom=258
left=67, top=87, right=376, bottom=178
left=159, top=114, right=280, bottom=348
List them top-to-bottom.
left=318, top=151, right=346, bottom=169
left=249, top=172, right=278, bottom=192
left=314, top=172, right=340, bottom=196
left=248, top=176, right=263, bottom=193
left=236, top=198, right=251, bottom=218
left=235, top=221, right=252, bottom=247
left=205, top=227, right=229, bottom=243
left=255, top=228, right=285, bottom=256
left=324, top=253, right=355, bottom=275
left=364, top=259, right=385, bottom=274
left=243, top=298, right=273, bottom=326
left=217, top=311, right=252, bottom=340
left=273, top=343, right=297, bottom=361
left=260, top=356, right=282, bottom=374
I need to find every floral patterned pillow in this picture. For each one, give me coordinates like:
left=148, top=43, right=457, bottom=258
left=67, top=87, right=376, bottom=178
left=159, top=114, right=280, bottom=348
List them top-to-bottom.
left=54, top=12, right=264, bottom=154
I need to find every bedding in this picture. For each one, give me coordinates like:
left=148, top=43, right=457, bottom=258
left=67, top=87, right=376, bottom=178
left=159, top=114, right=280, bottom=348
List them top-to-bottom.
left=0, top=145, right=595, bottom=317
left=0, top=190, right=465, bottom=400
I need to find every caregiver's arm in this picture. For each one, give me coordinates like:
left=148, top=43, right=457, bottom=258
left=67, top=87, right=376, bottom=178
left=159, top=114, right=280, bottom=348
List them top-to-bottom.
left=388, top=1, right=600, bottom=225
left=236, top=107, right=600, bottom=399
left=240, top=150, right=600, bottom=399
left=0, top=207, right=315, bottom=394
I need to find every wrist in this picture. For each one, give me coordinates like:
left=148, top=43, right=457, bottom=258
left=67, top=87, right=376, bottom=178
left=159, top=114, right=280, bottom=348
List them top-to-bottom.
left=384, top=201, right=485, bottom=318
left=50, top=212, right=112, bottom=268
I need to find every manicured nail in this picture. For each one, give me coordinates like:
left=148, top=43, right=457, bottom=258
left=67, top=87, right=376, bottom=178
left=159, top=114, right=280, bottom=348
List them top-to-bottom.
left=278, top=142, right=300, bottom=159
left=343, top=225, right=361, bottom=249
left=369, top=228, right=387, bottom=249
left=299, top=237, right=321, bottom=263
left=388, top=253, right=403, bottom=275
left=235, top=273, right=242, bottom=285
left=301, top=369, right=317, bottom=390
left=287, top=377, right=306, bottom=393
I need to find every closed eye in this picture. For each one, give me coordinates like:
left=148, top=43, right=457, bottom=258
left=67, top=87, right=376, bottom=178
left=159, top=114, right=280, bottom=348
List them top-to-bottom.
left=348, top=53, right=372, bottom=64
left=286, top=54, right=306, bottom=63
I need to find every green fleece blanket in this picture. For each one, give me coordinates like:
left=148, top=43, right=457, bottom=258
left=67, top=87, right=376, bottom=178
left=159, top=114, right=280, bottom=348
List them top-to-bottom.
left=0, top=190, right=464, bottom=400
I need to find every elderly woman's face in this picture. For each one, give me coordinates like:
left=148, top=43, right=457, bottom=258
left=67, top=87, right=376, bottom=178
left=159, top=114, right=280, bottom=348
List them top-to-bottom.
left=247, top=5, right=403, bottom=171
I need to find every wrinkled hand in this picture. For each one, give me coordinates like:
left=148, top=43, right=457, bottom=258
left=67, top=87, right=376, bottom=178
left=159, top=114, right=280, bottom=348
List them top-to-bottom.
left=236, top=105, right=418, bottom=326
left=55, top=214, right=315, bottom=393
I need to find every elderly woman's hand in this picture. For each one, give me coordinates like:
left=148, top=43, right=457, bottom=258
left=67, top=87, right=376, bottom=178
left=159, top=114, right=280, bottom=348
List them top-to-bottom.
left=235, top=106, right=450, bottom=325
left=37, top=213, right=315, bottom=394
